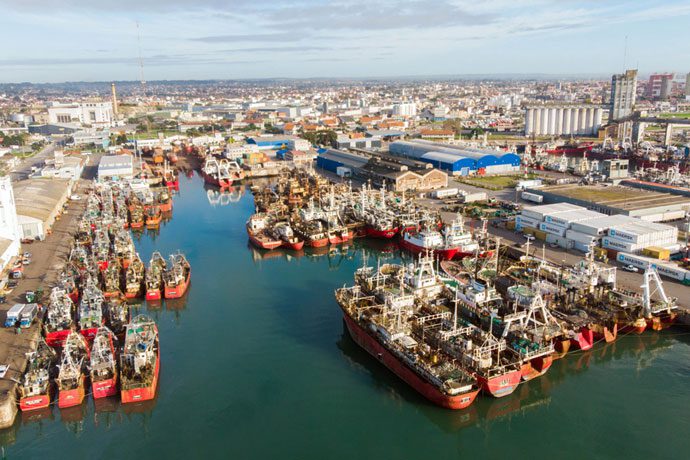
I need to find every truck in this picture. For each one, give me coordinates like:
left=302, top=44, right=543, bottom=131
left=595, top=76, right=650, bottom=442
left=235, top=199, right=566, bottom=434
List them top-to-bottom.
left=5, top=304, right=24, bottom=328
left=19, top=304, right=38, bottom=328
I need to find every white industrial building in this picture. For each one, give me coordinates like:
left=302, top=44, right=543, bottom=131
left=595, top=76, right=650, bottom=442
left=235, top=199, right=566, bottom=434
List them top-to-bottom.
left=47, top=101, right=114, bottom=127
left=392, top=102, right=417, bottom=117
left=524, top=105, right=603, bottom=136
left=287, top=138, right=311, bottom=151
left=224, top=142, right=259, bottom=161
left=39, top=151, right=85, bottom=180
left=98, top=155, right=134, bottom=181
left=0, top=177, right=21, bottom=274
left=14, top=178, right=72, bottom=241
left=517, top=203, right=678, bottom=254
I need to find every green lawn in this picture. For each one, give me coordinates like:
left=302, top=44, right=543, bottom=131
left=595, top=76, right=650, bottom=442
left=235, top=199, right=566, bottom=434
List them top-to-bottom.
left=658, top=112, right=690, bottom=119
left=459, top=174, right=535, bottom=190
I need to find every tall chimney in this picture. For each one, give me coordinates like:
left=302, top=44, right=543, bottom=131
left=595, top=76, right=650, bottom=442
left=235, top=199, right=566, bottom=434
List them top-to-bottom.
left=111, top=82, right=119, bottom=119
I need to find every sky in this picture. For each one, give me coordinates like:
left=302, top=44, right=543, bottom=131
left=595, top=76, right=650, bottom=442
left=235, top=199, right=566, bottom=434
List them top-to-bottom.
left=1, top=0, right=689, bottom=83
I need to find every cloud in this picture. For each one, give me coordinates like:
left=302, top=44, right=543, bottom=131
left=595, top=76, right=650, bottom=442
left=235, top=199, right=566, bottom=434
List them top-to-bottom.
left=190, top=32, right=301, bottom=43
left=0, top=55, right=266, bottom=67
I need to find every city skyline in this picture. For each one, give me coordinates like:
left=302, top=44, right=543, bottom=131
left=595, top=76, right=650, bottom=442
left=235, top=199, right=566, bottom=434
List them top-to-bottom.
left=1, top=0, right=690, bottom=83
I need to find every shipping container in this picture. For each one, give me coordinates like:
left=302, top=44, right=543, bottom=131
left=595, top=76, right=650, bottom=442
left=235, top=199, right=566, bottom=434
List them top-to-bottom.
left=516, top=179, right=543, bottom=191
left=432, top=188, right=458, bottom=199
left=521, top=191, right=543, bottom=203
left=462, top=192, right=488, bottom=203
left=662, top=210, right=686, bottom=221
left=516, top=215, right=540, bottom=228
left=539, top=222, right=567, bottom=237
left=565, top=229, right=599, bottom=244
left=545, top=234, right=573, bottom=249
left=602, top=237, right=642, bottom=253
left=572, top=241, right=592, bottom=253
left=642, top=246, right=671, bottom=260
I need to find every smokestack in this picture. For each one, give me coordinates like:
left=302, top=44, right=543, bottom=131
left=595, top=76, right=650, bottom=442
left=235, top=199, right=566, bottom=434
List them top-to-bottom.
left=111, top=82, right=119, bottom=119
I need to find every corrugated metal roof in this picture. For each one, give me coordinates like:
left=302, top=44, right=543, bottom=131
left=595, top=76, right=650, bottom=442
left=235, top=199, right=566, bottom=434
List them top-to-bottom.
left=13, top=178, right=71, bottom=222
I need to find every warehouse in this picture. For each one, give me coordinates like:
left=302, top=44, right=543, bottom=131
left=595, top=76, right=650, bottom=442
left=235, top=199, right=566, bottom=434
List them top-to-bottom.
left=247, top=135, right=302, bottom=150
left=388, top=140, right=520, bottom=175
left=316, top=148, right=369, bottom=174
left=316, top=148, right=448, bottom=191
left=418, top=151, right=476, bottom=174
left=98, top=155, right=134, bottom=181
left=13, top=178, right=72, bottom=240
left=526, top=184, right=690, bottom=222
left=517, top=203, right=679, bottom=254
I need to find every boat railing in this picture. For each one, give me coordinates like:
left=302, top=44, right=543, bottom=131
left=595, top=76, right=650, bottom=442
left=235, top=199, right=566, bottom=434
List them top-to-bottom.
left=415, top=312, right=451, bottom=325
left=517, top=343, right=554, bottom=360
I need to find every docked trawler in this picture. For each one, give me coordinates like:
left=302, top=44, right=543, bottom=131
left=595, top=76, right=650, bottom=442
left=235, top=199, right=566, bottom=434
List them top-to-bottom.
left=246, top=214, right=282, bottom=250
left=400, top=218, right=459, bottom=260
left=270, top=221, right=304, bottom=250
left=145, top=252, right=167, bottom=300
left=163, top=253, right=191, bottom=299
left=124, top=254, right=145, bottom=299
left=335, top=255, right=481, bottom=409
left=102, top=258, right=122, bottom=298
left=79, top=278, right=105, bottom=340
left=44, top=288, right=76, bottom=347
left=105, top=296, right=130, bottom=336
left=121, top=315, right=160, bottom=403
left=90, top=327, right=118, bottom=399
left=57, top=332, right=90, bottom=408
left=18, top=340, right=57, bottom=411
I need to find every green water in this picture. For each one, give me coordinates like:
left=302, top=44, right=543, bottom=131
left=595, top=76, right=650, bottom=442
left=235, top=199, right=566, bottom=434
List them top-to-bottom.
left=2, top=175, right=690, bottom=459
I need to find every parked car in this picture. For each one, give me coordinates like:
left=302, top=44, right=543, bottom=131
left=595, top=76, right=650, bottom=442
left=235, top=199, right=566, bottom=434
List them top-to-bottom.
left=20, top=238, right=34, bottom=244
left=23, top=252, right=31, bottom=259
left=622, top=264, right=639, bottom=273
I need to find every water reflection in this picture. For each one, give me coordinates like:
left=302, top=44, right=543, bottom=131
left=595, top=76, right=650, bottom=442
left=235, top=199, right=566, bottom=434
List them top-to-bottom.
left=206, top=185, right=244, bottom=206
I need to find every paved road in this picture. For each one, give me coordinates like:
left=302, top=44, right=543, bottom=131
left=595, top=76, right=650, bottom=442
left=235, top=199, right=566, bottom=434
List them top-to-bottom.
left=9, top=143, right=56, bottom=181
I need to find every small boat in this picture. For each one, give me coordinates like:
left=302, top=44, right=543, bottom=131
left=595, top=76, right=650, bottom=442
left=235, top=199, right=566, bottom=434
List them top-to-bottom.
left=201, top=157, right=233, bottom=188
left=129, top=205, right=145, bottom=229
left=145, top=252, right=167, bottom=301
left=163, top=253, right=191, bottom=299
left=124, top=254, right=145, bottom=299
left=44, top=288, right=76, bottom=348
left=121, top=315, right=160, bottom=404
left=90, top=327, right=118, bottom=399
left=57, top=332, right=89, bottom=409
left=18, top=340, right=57, bottom=411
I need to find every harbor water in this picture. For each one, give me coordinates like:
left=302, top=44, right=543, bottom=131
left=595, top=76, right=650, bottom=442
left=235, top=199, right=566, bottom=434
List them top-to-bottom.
left=2, top=174, right=690, bottom=459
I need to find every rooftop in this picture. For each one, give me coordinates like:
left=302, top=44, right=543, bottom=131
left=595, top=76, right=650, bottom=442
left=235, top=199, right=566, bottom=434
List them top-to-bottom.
left=13, top=178, right=71, bottom=222
left=537, top=184, right=690, bottom=211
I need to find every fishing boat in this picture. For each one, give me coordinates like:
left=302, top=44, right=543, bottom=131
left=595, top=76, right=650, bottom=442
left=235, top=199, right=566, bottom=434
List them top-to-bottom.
left=201, top=157, right=234, bottom=188
left=156, top=188, right=173, bottom=213
left=129, top=205, right=145, bottom=229
left=145, top=205, right=162, bottom=227
left=364, top=212, right=399, bottom=239
left=246, top=214, right=282, bottom=250
left=442, top=215, right=484, bottom=259
left=293, top=219, right=329, bottom=248
left=270, top=221, right=304, bottom=250
left=400, top=221, right=459, bottom=260
left=113, top=229, right=135, bottom=268
left=145, top=252, right=167, bottom=301
left=163, top=253, right=191, bottom=299
left=124, top=254, right=145, bottom=299
left=102, top=258, right=122, bottom=298
left=335, top=263, right=480, bottom=410
left=57, top=271, right=80, bottom=304
left=78, top=278, right=105, bottom=341
left=44, top=288, right=76, bottom=347
left=105, top=296, right=130, bottom=336
left=121, top=315, right=160, bottom=404
left=90, top=327, right=118, bottom=399
left=57, top=332, right=89, bottom=408
left=18, top=340, right=57, bottom=411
